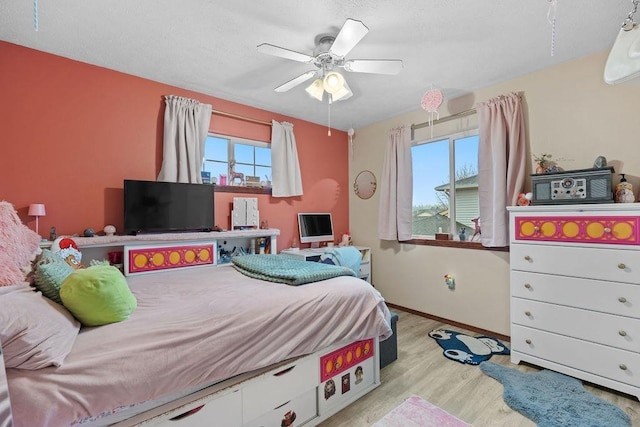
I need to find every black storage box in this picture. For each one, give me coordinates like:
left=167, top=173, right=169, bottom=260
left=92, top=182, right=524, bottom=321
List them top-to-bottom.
left=380, top=311, right=398, bottom=369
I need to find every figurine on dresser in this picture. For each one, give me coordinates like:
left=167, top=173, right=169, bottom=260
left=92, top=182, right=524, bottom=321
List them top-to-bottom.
left=615, top=174, right=636, bottom=203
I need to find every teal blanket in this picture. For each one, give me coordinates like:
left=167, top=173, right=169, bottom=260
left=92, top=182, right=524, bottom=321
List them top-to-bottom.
left=232, top=254, right=356, bottom=286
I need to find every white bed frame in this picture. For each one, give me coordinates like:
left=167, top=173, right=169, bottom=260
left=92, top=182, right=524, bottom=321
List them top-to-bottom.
left=1, top=330, right=381, bottom=427
left=111, top=338, right=380, bottom=426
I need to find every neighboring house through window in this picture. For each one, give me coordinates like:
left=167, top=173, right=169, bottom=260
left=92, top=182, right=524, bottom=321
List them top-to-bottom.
left=412, top=130, right=479, bottom=241
left=203, top=134, right=272, bottom=186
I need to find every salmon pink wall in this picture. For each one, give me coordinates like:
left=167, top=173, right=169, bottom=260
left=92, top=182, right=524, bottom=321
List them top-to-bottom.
left=0, top=41, right=349, bottom=250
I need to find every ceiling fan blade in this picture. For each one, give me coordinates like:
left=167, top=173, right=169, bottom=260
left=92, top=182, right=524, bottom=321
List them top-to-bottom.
left=329, top=19, right=369, bottom=58
left=257, top=43, right=314, bottom=63
left=343, top=59, right=404, bottom=75
left=274, top=71, right=318, bottom=92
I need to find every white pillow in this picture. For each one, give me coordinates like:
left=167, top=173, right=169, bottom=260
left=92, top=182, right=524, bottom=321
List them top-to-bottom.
left=0, top=284, right=80, bottom=370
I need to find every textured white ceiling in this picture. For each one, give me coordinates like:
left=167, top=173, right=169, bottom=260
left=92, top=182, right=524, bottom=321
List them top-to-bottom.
left=0, top=1, right=630, bottom=131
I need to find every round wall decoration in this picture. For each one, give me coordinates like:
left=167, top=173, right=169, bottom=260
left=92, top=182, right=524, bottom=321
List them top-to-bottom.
left=421, top=88, right=444, bottom=112
left=354, top=170, right=377, bottom=200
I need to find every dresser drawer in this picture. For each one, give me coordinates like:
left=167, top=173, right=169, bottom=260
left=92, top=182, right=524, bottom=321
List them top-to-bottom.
left=512, top=214, right=640, bottom=245
left=510, top=243, right=640, bottom=283
left=511, top=271, right=640, bottom=317
left=511, top=298, right=640, bottom=352
left=511, top=325, right=639, bottom=387
left=242, top=356, right=317, bottom=423
left=242, top=388, right=317, bottom=427
left=155, top=389, right=242, bottom=427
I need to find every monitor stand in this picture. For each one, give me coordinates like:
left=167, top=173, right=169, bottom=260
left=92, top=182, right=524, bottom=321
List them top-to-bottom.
left=310, top=242, right=320, bottom=249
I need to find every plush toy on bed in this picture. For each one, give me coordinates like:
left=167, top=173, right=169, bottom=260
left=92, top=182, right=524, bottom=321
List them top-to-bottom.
left=50, top=237, right=85, bottom=269
left=60, top=264, right=137, bottom=326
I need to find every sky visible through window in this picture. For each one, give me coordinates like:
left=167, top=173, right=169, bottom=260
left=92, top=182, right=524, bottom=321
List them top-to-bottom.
left=412, top=135, right=479, bottom=207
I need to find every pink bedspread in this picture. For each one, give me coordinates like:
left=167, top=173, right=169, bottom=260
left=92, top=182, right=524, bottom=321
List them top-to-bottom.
left=7, top=266, right=391, bottom=426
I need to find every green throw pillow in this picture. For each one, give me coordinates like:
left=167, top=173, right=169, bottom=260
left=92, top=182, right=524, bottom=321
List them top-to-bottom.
left=33, top=249, right=75, bottom=304
left=60, top=265, right=137, bottom=326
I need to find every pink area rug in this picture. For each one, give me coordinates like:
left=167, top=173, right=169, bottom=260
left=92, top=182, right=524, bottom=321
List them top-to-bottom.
left=373, top=395, right=471, bottom=427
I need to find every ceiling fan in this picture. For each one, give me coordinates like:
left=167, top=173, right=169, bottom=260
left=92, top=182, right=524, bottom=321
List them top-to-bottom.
left=257, top=19, right=403, bottom=102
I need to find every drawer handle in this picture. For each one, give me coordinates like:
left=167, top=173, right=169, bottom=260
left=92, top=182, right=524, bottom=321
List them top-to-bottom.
left=533, top=226, right=540, bottom=232
left=604, top=227, right=612, bottom=233
left=524, top=255, right=532, bottom=261
left=618, top=263, right=626, bottom=270
left=524, top=283, right=532, bottom=289
left=618, top=297, right=628, bottom=303
left=525, top=311, right=532, bottom=316
left=619, top=330, right=628, bottom=337
left=525, top=339, right=532, bottom=345
left=619, top=364, right=628, bottom=371
left=273, top=366, right=295, bottom=377
left=274, top=400, right=292, bottom=410
left=169, top=405, right=205, bottom=421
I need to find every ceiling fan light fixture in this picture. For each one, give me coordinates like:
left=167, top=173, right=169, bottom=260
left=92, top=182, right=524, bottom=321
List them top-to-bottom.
left=323, top=71, right=345, bottom=94
left=305, top=78, right=324, bottom=101
left=332, top=80, right=353, bottom=102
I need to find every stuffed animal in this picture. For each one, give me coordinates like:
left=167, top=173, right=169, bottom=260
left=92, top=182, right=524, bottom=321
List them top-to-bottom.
left=517, top=192, right=533, bottom=206
left=50, top=237, right=85, bottom=269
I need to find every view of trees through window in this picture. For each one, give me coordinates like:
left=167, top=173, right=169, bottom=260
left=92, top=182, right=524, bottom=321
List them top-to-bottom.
left=411, top=132, right=479, bottom=240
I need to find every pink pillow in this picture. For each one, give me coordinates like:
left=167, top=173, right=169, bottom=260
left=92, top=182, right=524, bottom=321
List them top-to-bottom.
left=0, top=201, right=41, bottom=285
left=0, top=252, right=25, bottom=286
left=0, top=284, right=80, bottom=369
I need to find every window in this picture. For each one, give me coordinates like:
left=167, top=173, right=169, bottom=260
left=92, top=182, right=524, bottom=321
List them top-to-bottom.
left=412, top=130, right=479, bottom=241
left=203, top=135, right=272, bottom=191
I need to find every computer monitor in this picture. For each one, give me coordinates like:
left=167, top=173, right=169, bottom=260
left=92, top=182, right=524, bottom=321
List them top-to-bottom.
left=298, top=213, right=334, bottom=247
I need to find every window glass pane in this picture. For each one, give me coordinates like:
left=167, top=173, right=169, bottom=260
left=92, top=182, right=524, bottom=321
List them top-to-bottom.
left=453, top=135, right=480, bottom=237
left=205, top=136, right=228, bottom=161
left=412, top=139, right=450, bottom=236
left=235, top=144, right=254, bottom=164
left=255, top=146, right=271, bottom=166
left=203, top=161, right=228, bottom=183
left=235, top=164, right=254, bottom=178
left=255, top=166, right=272, bottom=182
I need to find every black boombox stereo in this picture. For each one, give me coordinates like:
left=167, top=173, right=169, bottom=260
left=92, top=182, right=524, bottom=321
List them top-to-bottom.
left=531, top=167, right=614, bottom=205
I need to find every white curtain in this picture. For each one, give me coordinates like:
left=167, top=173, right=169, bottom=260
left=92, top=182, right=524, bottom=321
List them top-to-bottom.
left=477, top=92, right=526, bottom=247
left=157, top=95, right=212, bottom=183
left=270, top=120, right=303, bottom=197
left=378, top=125, right=413, bottom=241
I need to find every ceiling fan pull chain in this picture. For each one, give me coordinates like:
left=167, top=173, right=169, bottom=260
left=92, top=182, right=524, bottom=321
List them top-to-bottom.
left=33, top=0, right=39, bottom=31
left=547, top=0, right=557, bottom=56
left=623, top=0, right=639, bottom=30
left=327, top=96, right=332, bottom=136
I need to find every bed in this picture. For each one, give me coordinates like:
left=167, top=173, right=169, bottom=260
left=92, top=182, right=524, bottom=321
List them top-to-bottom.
left=2, top=251, right=391, bottom=426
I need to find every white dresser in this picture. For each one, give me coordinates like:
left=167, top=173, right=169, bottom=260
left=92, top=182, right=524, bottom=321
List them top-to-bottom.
left=508, top=204, right=640, bottom=400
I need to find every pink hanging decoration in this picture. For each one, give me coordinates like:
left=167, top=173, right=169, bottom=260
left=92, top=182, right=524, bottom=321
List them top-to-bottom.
left=421, top=88, right=444, bottom=137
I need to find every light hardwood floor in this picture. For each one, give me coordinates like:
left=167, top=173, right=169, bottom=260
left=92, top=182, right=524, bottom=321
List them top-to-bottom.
left=319, top=309, right=640, bottom=426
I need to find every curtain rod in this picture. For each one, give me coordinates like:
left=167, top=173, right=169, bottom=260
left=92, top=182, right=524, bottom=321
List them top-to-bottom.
left=411, top=108, right=476, bottom=139
left=411, top=108, right=476, bottom=130
left=212, top=109, right=272, bottom=127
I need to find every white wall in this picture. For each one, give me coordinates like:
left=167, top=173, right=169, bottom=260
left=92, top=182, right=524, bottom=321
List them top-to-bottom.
left=350, top=51, right=640, bottom=335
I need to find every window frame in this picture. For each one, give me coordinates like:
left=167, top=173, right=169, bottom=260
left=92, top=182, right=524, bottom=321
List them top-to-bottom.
left=411, top=128, right=483, bottom=247
left=203, top=133, right=272, bottom=194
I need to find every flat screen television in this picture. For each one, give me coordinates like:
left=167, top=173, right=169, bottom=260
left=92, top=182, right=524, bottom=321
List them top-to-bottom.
left=124, top=180, right=215, bottom=235
left=298, top=213, right=334, bottom=247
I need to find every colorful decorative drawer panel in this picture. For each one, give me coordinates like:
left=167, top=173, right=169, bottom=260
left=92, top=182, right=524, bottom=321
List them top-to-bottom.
left=515, top=216, right=640, bottom=245
left=125, top=243, right=215, bottom=275
left=320, top=338, right=374, bottom=383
